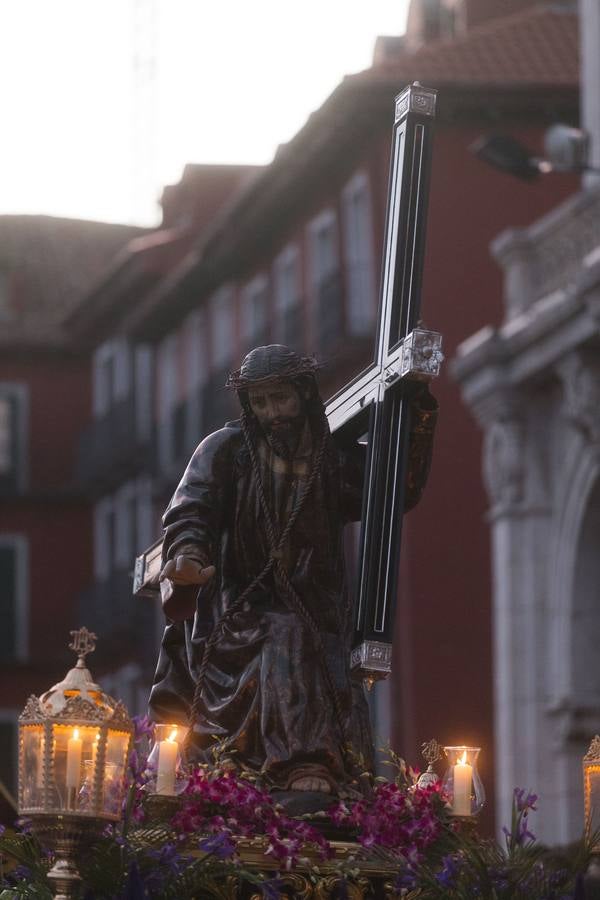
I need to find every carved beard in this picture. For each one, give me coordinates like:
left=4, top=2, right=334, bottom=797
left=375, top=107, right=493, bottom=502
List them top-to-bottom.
left=263, top=415, right=305, bottom=460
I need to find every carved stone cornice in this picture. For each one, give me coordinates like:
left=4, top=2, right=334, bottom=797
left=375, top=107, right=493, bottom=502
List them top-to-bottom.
left=492, top=187, right=600, bottom=317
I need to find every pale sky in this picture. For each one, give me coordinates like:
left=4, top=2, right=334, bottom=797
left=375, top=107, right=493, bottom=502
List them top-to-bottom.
left=0, top=0, right=410, bottom=226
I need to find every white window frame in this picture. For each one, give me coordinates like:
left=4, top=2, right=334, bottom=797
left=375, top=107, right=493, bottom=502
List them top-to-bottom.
left=341, top=170, right=377, bottom=335
left=0, top=383, right=28, bottom=492
left=0, top=535, right=29, bottom=662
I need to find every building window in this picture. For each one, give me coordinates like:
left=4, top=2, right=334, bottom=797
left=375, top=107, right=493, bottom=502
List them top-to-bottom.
left=440, top=0, right=465, bottom=37
left=342, top=171, right=377, bottom=337
left=308, top=210, right=341, bottom=353
left=274, top=246, right=302, bottom=349
left=0, top=272, right=12, bottom=323
left=241, top=275, right=268, bottom=352
left=210, top=287, right=235, bottom=370
left=183, top=309, right=207, bottom=448
left=157, top=333, right=179, bottom=471
left=93, top=339, right=132, bottom=418
left=134, top=344, right=154, bottom=443
left=0, top=384, right=27, bottom=494
left=94, top=480, right=154, bottom=581
left=94, top=498, right=116, bottom=581
left=0, top=536, right=28, bottom=663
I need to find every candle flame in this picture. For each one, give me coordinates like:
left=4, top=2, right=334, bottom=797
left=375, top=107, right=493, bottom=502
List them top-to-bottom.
left=73, top=728, right=79, bottom=740
left=168, top=728, right=178, bottom=743
left=95, top=732, right=100, bottom=743
left=457, top=750, right=468, bottom=766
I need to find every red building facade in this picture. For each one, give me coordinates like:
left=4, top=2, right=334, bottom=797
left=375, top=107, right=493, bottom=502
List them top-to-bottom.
left=1, top=0, right=580, bottom=829
left=0, top=216, right=144, bottom=800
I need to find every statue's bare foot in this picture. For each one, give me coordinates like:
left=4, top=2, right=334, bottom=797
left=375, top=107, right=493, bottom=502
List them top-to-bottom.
left=290, top=776, right=331, bottom=793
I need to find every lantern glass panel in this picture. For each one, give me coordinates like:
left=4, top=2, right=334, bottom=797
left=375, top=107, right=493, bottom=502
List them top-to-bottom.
left=51, top=724, right=100, bottom=812
left=20, top=725, right=45, bottom=810
left=102, top=730, right=130, bottom=816
left=585, top=763, right=600, bottom=841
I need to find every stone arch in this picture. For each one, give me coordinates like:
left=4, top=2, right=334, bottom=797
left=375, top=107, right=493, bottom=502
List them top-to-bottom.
left=549, top=435, right=600, bottom=840
left=551, top=436, right=600, bottom=706
left=571, top=477, right=600, bottom=705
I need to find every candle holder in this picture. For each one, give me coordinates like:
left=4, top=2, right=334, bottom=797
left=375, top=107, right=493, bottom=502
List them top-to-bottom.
left=18, top=627, right=133, bottom=899
left=146, top=723, right=189, bottom=797
left=441, top=746, right=485, bottom=818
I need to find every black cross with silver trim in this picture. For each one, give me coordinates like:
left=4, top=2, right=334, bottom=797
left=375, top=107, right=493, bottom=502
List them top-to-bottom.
left=324, top=82, right=442, bottom=685
left=134, top=84, right=442, bottom=689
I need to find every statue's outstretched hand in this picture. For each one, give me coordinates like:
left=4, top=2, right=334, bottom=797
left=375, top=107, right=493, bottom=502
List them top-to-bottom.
left=159, top=556, right=216, bottom=586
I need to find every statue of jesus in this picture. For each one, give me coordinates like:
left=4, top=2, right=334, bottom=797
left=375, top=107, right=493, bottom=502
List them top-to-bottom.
left=149, top=344, right=437, bottom=794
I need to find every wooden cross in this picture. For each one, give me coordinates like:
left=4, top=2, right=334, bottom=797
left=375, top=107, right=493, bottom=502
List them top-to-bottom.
left=324, top=82, right=441, bottom=684
left=134, top=83, right=441, bottom=686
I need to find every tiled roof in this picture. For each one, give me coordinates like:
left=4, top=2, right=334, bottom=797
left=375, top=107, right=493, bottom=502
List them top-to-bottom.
left=356, top=3, right=578, bottom=88
left=0, top=215, right=145, bottom=347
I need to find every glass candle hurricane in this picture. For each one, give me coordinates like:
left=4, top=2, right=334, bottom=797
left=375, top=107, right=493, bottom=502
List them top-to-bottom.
left=147, top=723, right=189, bottom=796
left=442, top=745, right=485, bottom=817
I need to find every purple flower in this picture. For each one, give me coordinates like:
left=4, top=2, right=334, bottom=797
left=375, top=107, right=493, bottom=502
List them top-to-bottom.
left=132, top=714, right=154, bottom=744
left=513, top=787, right=538, bottom=813
left=199, top=832, right=236, bottom=860
left=435, top=854, right=462, bottom=889
left=394, top=868, right=417, bottom=891
left=261, top=878, right=283, bottom=899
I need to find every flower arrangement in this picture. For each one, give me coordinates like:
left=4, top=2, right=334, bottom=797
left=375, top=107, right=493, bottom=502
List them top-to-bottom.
left=0, top=720, right=595, bottom=899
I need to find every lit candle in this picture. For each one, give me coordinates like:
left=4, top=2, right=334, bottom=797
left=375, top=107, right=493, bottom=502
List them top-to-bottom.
left=66, top=728, right=83, bottom=790
left=156, top=728, right=178, bottom=796
left=35, top=732, right=45, bottom=789
left=90, top=732, right=100, bottom=772
left=453, top=750, right=473, bottom=816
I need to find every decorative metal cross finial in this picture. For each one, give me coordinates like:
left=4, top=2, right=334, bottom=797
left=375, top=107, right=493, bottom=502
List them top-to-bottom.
left=68, top=626, right=97, bottom=663
left=416, top=738, right=442, bottom=789
left=421, top=738, right=442, bottom=768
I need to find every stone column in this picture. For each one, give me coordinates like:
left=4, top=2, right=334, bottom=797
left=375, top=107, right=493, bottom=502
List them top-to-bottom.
left=580, top=0, right=600, bottom=186
left=475, top=390, right=557, bottom=843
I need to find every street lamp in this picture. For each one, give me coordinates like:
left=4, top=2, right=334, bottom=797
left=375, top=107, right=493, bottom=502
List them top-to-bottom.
left=471, top=124, right=592, bottom=181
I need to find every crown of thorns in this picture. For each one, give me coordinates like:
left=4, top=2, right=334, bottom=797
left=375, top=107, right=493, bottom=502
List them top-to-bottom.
left=225, top=345, right=320, bottom=390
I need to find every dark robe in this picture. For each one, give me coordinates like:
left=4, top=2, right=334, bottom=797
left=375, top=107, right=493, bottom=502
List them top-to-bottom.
left=149, top=397, right=437, bottom=788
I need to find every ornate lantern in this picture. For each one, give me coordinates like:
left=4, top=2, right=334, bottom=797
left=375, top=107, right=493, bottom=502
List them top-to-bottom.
left=18, top=627, right=133, bottom=899
left=583, top=735, right=600, bottom=853
left=441, top=745, right=486, bottom=817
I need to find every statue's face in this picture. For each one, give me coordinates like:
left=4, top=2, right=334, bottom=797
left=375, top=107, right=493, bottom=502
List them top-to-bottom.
left=248, top=380, right=307, bottom=457
left=248, top=381, right=302, bottom=431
